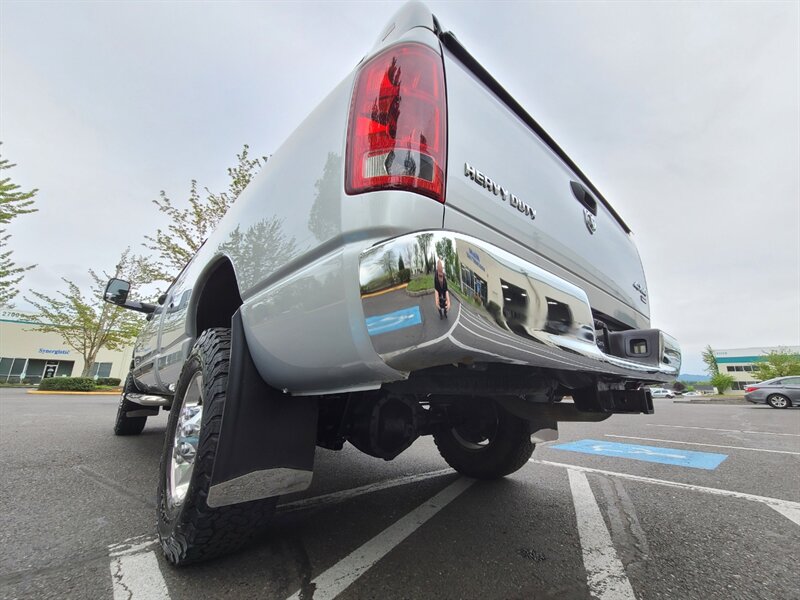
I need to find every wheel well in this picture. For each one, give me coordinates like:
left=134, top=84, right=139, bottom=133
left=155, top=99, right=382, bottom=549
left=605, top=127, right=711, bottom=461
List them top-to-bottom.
left=194, top=259, right=243, bottom=335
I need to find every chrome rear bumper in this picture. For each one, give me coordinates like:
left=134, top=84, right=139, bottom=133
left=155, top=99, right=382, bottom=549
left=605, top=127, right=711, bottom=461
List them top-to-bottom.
left=359, top=231, right=680, bottom=383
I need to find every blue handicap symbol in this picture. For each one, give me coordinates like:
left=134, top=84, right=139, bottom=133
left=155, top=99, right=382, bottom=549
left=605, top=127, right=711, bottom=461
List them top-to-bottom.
left=366, top=306, right=422, bottom=336
left=550, top=439, right=727, bottom=470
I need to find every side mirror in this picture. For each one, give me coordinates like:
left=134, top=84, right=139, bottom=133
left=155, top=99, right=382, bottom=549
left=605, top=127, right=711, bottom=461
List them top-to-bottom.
left=102, top=278, right=156, bottom=315
left=104, top=278, right=131, bottom=305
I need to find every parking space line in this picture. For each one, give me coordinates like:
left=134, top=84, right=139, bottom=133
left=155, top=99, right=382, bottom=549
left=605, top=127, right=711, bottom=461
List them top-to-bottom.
left=381, top=303, right=462, bottom=360
left=649, top=424, right=800, bottom=438
left=605, top=434, right=800, bottom=455
left=532, top=460, right=800, bottom=527
left=278, top=469, right=453, bottom=513
left=568, top=469, right=637, bottom=600
left=103, top=471, right=455, bottom=599
left=285, top=477, right=475, bottom=600
left=767, top=504, right=800, bottom=527
left=110, top=548, right=170, bottom=600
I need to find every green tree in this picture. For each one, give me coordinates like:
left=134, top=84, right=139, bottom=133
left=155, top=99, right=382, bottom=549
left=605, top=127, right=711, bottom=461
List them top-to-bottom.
left=0, top=144, right=38, bottom=306
left=142, top=145, right=266, bottom=284
left=307, top=152, right=341, bottom=243
left=216, top=217, right=298, bottom=288
left=416, top=233, right=434, bottom=274
left=435, top=238, right=456, bottom=278
left=18, top=250, right=143, bottom=377
left=381, top=250, right=396, bottom=282
left=702, top=344, right=719, bottom=376
left=754, top=348, right=800, bottom=380
left=710, top=372, right=734, bottom=395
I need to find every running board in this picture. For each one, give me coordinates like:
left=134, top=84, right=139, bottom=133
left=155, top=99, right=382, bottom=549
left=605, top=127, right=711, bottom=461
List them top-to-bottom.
left=126, top=393, right=171, bottom=406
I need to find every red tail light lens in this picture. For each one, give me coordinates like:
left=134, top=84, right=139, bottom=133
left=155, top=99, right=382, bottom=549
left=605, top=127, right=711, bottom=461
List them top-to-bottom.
left=346, top=43, right=447, bottom=203
left=744, top=386, right=759, bottom=393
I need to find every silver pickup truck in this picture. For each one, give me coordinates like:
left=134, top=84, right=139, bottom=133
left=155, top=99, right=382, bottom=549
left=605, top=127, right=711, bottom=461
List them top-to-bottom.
left=103, top=1, right=680, bottom=566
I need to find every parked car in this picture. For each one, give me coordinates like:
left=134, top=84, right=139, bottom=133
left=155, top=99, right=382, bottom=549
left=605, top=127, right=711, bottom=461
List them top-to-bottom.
left=101, top=1, right=680, bottom=565
left=745, top=377, right=800, bottom=408
left=649, top=387, right=675, bottom=398
left=682, top=391, right=702, bottom=397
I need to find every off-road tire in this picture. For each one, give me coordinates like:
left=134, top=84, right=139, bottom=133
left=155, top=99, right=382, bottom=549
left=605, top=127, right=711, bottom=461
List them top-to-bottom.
left=157, top=328, right=277, bottom=566
left=113, top=374, right=148, bottom=436
left=767, top=394, right=791, bottom=409
left=433, top=401, right=534, bottom=480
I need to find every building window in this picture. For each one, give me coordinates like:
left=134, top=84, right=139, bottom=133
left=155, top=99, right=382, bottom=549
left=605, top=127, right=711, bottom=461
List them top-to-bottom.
left=0, top=357, right=27, bottom=384
left=89, top=362, right=112, bottom=378
left=727, top=366, right=735, bottom=372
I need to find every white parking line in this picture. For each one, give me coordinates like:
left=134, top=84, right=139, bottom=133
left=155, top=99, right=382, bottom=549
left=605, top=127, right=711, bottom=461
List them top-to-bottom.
left=381, top=302, right=462, bottom=360
left=455, top=313, right=587, bottom=370
left=649, top=424, right=800, bottom=437
left=604, top=434, right=800, bottom=455
left=532, top=459, right=800, bottom=527
left=278, top=469, right=453, bottom=512
left=106, top=470, right=456, bottom=598
left=567, top=470, right=637, bottom=600
left=284, top=477, right=475, bottom=600
left=768, top=504, right=800, bottom=528
left=110, top=548, right=170, bottom=600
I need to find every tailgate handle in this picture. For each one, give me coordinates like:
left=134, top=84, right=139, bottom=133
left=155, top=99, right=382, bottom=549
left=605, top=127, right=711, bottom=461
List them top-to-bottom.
left=570, top=181, right=597, bottom=215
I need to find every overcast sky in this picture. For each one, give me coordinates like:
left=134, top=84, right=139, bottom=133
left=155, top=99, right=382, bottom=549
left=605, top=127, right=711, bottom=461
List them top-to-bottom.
left=2, top=0, right=798, bottom=375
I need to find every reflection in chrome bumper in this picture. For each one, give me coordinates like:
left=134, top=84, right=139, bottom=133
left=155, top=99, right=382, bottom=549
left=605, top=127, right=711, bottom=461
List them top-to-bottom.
left=359, top=231, right=680, bottom=383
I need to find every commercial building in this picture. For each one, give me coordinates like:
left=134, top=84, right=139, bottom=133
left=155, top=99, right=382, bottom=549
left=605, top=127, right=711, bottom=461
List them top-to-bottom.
left=0, top=313, right=133, bottom=384
left=713, top=346, right=800, bottom=393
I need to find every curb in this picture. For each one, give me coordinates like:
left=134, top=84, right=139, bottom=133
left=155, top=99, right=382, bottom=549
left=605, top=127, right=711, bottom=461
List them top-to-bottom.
left=361, top=283, right=409, bottom=299
left=27, top=390, right=121, bottom=396
left=673, top=399, right=749, bottom=405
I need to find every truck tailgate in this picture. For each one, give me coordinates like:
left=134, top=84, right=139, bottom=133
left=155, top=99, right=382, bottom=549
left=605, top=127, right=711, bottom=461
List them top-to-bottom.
left=441, top=35, right=649, bottom=327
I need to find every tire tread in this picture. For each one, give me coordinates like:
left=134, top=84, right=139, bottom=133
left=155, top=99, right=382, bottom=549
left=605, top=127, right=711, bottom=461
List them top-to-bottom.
left=157, top=328, right=277, bottom=566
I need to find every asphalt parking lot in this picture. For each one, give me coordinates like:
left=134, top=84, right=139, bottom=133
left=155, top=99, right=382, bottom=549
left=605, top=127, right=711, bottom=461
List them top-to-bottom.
left=1, top=389, right=798, bottom=600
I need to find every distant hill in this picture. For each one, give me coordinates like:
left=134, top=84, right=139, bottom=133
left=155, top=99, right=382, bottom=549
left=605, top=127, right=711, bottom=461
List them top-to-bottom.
left=678, top=374, right=709, bottom=383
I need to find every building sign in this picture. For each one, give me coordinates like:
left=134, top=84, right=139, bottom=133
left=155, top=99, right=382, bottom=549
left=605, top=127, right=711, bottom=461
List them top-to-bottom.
left=466, top=248, right=485, bottom=272
left=38, top=348, right=70, bottom=356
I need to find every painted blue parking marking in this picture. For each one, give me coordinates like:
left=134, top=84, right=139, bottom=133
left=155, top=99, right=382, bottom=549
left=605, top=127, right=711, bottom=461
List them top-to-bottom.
left=366, top=306, right=422, bottom=336
left=550, top=439, right=728, bottom=470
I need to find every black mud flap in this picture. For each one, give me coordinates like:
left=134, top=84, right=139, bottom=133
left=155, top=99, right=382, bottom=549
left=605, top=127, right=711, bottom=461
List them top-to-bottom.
left=207, top=310, right=318, bottom=508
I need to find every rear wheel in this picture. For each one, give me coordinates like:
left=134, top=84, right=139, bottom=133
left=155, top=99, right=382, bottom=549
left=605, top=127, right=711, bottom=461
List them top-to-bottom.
left=157, top=328, right=277, bottom=566
left=113, top=374, right=148, bottom=436
left=767, top=394, right=790, bottom=409
left=433, top=400, right=534, bottom=479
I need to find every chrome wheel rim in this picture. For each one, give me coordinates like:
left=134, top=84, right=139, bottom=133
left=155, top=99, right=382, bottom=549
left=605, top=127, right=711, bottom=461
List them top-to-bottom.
left=168, top=373, right=203, bottom=509
left=771, top=396, right=788, bottom=408
left=451, top=414, right=499, bottom=450
left=452, top=427, right=492, bottom=449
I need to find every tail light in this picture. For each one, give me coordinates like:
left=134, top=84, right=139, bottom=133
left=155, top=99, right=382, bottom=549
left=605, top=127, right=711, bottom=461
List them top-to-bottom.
left=346, top=43, right=447, bottom=203
left=744, top=386, right=759, bottom=393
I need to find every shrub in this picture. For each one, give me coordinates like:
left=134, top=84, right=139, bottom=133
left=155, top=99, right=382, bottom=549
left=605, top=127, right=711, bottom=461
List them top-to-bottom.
left=398, top=268, right=412, bottom=283
left=710, top=373, right=735, bottom=395
left=22, top=377, right=41, bottom=385
left=38, top=377, right=96, bottom=392
left=96, top=377, right=122, bottom=387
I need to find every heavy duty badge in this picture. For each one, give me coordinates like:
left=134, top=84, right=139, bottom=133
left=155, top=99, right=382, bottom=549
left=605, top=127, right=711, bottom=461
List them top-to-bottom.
left=464, top=162, right=536, bottom=220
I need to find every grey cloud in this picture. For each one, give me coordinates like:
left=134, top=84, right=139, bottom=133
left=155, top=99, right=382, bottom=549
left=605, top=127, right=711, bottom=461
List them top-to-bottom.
left=2, top=0, right=797, bottom=375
